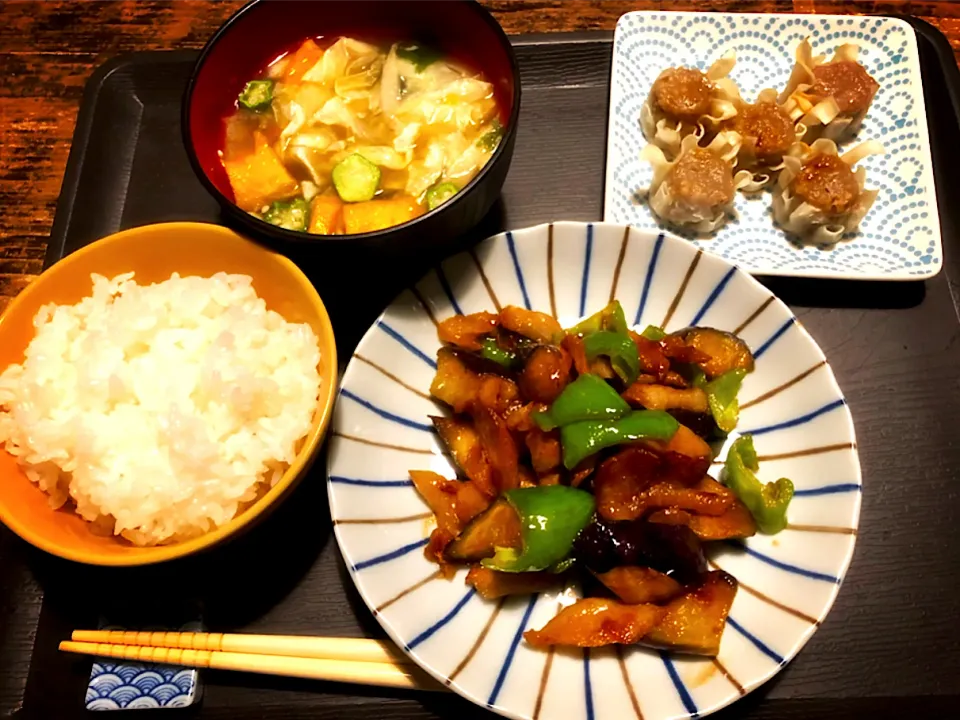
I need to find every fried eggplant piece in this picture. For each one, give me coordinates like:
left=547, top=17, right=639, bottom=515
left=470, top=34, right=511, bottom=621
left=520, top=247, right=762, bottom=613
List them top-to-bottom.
left=499, top=306, right=563, bottom=344
left=437, top=311, right=498, bottom=351
left=672, top=327, right=754, bottom=379
left=631, top=332, right=671, bottom=378
left=562, top=334, right=591, bottom=375
left=660, top=335, right=712, bottom=365
left=519, top=345, right=573, bottom=403
left=431, top=349, right=482, bottom=413
left=476, top=374, right=522, bottom=415
left=622, top=383, right=709, bottom=413
left=505, top=401, right=548, bottom=433
left=473, top=405, right=520, bottom=492
left=432, top=416, right=497, bottom=497
left=644, top=423, right=713, bottom=461
left=525, top=427, right=562, bottom=474
left=593, top=446, right=714, bottom=521
left=570, top=454, right=599, bottom=488
left=409, top=470, right=490, bottom=536
left=631, top=477, right=735, bottom=519
left=445, top=497, right=522, bottom=562
left=647, top=497, right=757, bottom=540
left=687, top=500, right=757, bottom=540
left=574, top=518, right=706, bottom=583
left=425, top=528, right=457, bottom=577
left=466, top=566, right=562, bottom=599
left=594, top=566, right=683, bottom=605
left=640, top=570, right=738, bottom=656
left=524, top=598, right=666, bottom=648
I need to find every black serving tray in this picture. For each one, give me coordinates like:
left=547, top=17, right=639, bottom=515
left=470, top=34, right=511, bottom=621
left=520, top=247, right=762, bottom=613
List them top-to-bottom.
left=3, top=22, right=960, bottom=720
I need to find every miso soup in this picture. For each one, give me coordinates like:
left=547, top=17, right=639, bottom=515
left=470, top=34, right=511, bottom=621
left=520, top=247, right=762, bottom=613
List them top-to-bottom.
left=220, top=37, right=503, bottom=235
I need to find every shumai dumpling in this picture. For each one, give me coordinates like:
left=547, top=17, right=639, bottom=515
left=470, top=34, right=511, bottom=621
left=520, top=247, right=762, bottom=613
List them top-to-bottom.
left=779, top=39, right=880, bottom=143
left=640, top=53, right=740, bottom=157
left=727, top=88, right=805, bottom=186
left=641, top=131, right=753, bottom=233
left=772, top=138, right=884, bottom=244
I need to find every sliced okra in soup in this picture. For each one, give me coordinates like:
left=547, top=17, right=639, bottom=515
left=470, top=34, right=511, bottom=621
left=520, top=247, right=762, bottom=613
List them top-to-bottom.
left=237, top=80, right=274, bottom=111
left=332, top=154, right=381, bottom=203
left=263, top=197, right=310, bottom=231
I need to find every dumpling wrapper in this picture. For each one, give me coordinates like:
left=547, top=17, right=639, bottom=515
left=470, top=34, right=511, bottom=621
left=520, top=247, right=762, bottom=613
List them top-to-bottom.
left=778, top=38, right=877, bottom=143
left=640, top=52, right=741, bottom=158
left=729, top=88, right=807, bottom=190
left=640, top=130, right=754, bottom=233
left=772, top=137, right=885, bottom=245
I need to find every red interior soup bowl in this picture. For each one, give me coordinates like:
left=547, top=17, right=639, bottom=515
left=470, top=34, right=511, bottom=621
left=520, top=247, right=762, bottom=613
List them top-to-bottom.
left=183, top=0, right=520, bottom=255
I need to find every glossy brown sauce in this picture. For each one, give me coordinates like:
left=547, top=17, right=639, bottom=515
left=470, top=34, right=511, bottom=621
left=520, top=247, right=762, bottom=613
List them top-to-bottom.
left=809, top=61, right=880, bottom=114
left=652, top=67, right=713, bottom=120
left=733, top=101, right=795, bottom=162
left=665, top=149, right=734, bottom=208
left=793, top=153, right=860, bottom=215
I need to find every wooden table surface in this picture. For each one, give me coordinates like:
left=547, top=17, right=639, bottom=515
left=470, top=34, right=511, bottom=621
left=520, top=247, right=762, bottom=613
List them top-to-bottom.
left=1, top=0, right=960, bottom=313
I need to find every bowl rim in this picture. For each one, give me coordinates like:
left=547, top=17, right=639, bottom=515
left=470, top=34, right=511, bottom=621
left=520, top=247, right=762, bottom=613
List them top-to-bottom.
left=181, top=0, right=522, bottom=244
left=0, top=221, right=339, bottom=566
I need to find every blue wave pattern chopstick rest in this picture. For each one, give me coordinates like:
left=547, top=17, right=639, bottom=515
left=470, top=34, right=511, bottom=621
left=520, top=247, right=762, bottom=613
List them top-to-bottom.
left=604, top=11, right=941, bottom=279
left=85, top=622, right=203, bottom=711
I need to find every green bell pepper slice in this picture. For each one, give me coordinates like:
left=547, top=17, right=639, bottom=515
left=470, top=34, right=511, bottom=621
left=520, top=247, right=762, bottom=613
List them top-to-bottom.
left=568, top=300, right=629, bottom=337
left=640, top=324, right=666, bottom=341
left=582, top=330, right=640, bottom=386
left=479, top=337, right=518, bottom=368
left=692, top=368, right=747, bottom=434
left=534, top=374, right=630, bottom=431
left=559, top=410, right=679, bottom=469
left=722, top=435, right=794, bottom=534
left=482, top=486, right=595, bottom=573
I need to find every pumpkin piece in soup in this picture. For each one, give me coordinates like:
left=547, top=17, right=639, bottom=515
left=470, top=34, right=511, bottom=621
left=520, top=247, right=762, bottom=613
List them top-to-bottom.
left=222, top=133, right=299, bottom=211
left=308, top=196, right=344, bottom=234
left=342, top=197, right=425, bottom=234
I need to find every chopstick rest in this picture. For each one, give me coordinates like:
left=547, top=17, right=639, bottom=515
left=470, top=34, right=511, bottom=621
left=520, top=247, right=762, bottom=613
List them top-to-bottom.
left=83, top=620, right=204, bottom=711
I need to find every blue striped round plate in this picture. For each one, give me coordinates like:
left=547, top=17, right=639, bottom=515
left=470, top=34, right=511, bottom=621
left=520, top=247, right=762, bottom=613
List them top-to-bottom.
left=327, top=222, right=861, bottom=720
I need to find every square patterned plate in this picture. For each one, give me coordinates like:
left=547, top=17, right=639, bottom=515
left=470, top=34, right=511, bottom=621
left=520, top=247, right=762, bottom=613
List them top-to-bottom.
left=604, top=11, right=942, bottom=280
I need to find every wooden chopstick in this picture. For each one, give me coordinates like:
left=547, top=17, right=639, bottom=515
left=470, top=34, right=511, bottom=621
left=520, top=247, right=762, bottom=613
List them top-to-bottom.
left=70, top=630, right=412, bottom=666
left=59, top=640, right=442, bottom=691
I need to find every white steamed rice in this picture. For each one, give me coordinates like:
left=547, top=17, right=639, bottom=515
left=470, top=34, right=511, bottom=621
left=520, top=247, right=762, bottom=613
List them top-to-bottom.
left=0, top=271, right=323, bottom=546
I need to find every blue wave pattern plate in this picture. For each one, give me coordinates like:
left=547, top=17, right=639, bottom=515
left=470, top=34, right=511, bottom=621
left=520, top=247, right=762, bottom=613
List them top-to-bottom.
left=604, top=12, right=941, bottom=280
left=327, top=222, right=862, bottom=720
left=86, top=623, right=203, bottom=711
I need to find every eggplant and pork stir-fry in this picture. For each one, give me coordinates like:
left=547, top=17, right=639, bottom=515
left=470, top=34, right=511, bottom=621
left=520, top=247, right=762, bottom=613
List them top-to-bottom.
left=409, top=301, right=795, bottom=655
